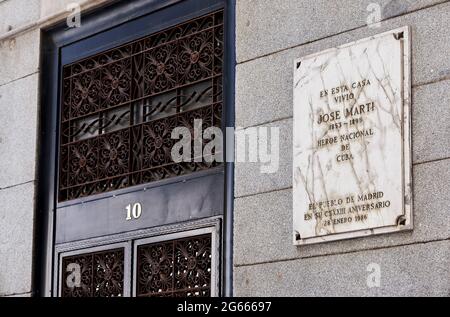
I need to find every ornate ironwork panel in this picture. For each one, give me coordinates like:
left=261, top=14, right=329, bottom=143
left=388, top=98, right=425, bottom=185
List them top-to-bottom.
left=59, top=11, right=224, bottom=202
left=136, top=234, right=212, bottom=297
left=61, top=248, right=125, bottom=297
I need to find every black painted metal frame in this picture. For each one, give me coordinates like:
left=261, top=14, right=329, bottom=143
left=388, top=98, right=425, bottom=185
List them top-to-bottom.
left=37, top=0, right=235, bottom=297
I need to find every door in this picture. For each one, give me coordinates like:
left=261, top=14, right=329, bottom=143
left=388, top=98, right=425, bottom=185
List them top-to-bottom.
left=38, top=0, right=234, bottom=297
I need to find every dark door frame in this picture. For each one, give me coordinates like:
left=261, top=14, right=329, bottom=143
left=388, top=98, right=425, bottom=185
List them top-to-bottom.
left=36, top=0, right=235, bottom=297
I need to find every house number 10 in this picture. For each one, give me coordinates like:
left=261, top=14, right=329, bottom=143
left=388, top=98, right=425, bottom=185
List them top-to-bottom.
left=125, top=203, right=142, bottom=220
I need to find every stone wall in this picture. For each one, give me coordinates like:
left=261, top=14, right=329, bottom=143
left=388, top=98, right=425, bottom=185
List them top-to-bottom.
left=0, top=0, right=110, bottom=297
left=233, top=0, right=450, bottom=296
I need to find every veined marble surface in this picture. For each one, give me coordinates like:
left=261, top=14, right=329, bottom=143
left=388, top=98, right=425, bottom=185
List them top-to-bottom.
left=293, top=27, right=412, bottom=245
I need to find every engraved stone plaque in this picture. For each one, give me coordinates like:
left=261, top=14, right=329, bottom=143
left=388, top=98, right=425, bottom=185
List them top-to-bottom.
left=293, top=27, right=412, bottom=245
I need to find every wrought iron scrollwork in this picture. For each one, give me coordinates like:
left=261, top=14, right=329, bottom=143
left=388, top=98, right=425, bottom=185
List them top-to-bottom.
left=59, top=11, right=224, bottom=202
left=136, top=234, right=212, bottom=297
left=62, top=248, right=125, bottom=297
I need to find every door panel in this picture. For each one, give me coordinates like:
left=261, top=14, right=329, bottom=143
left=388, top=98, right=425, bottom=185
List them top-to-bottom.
left=57, top=10, right=224, bottom=203
left=55, top=219, right=220, bottom=297
left=133, top=227, right=220, bottom=297
left=58, top=242, right=131, bottom=297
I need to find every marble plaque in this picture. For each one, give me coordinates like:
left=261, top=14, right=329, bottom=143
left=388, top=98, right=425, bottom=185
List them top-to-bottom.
left=293, top=27, right=412, bottom=245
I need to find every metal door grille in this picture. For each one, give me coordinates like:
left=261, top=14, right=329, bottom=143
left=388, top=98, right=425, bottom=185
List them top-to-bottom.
left=59, top=10, right=224, bottom=202
left=136, top=234, right=212, bottom=297
left=61, top=248, right=125, bottom=297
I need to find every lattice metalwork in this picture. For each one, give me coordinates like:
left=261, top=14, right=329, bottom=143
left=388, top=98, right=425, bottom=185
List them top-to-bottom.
left=59, top=11, right=224, bottom=202
left=136, top=234, right=212, bottom=297
left=61, top=248, right=125, bottom=297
